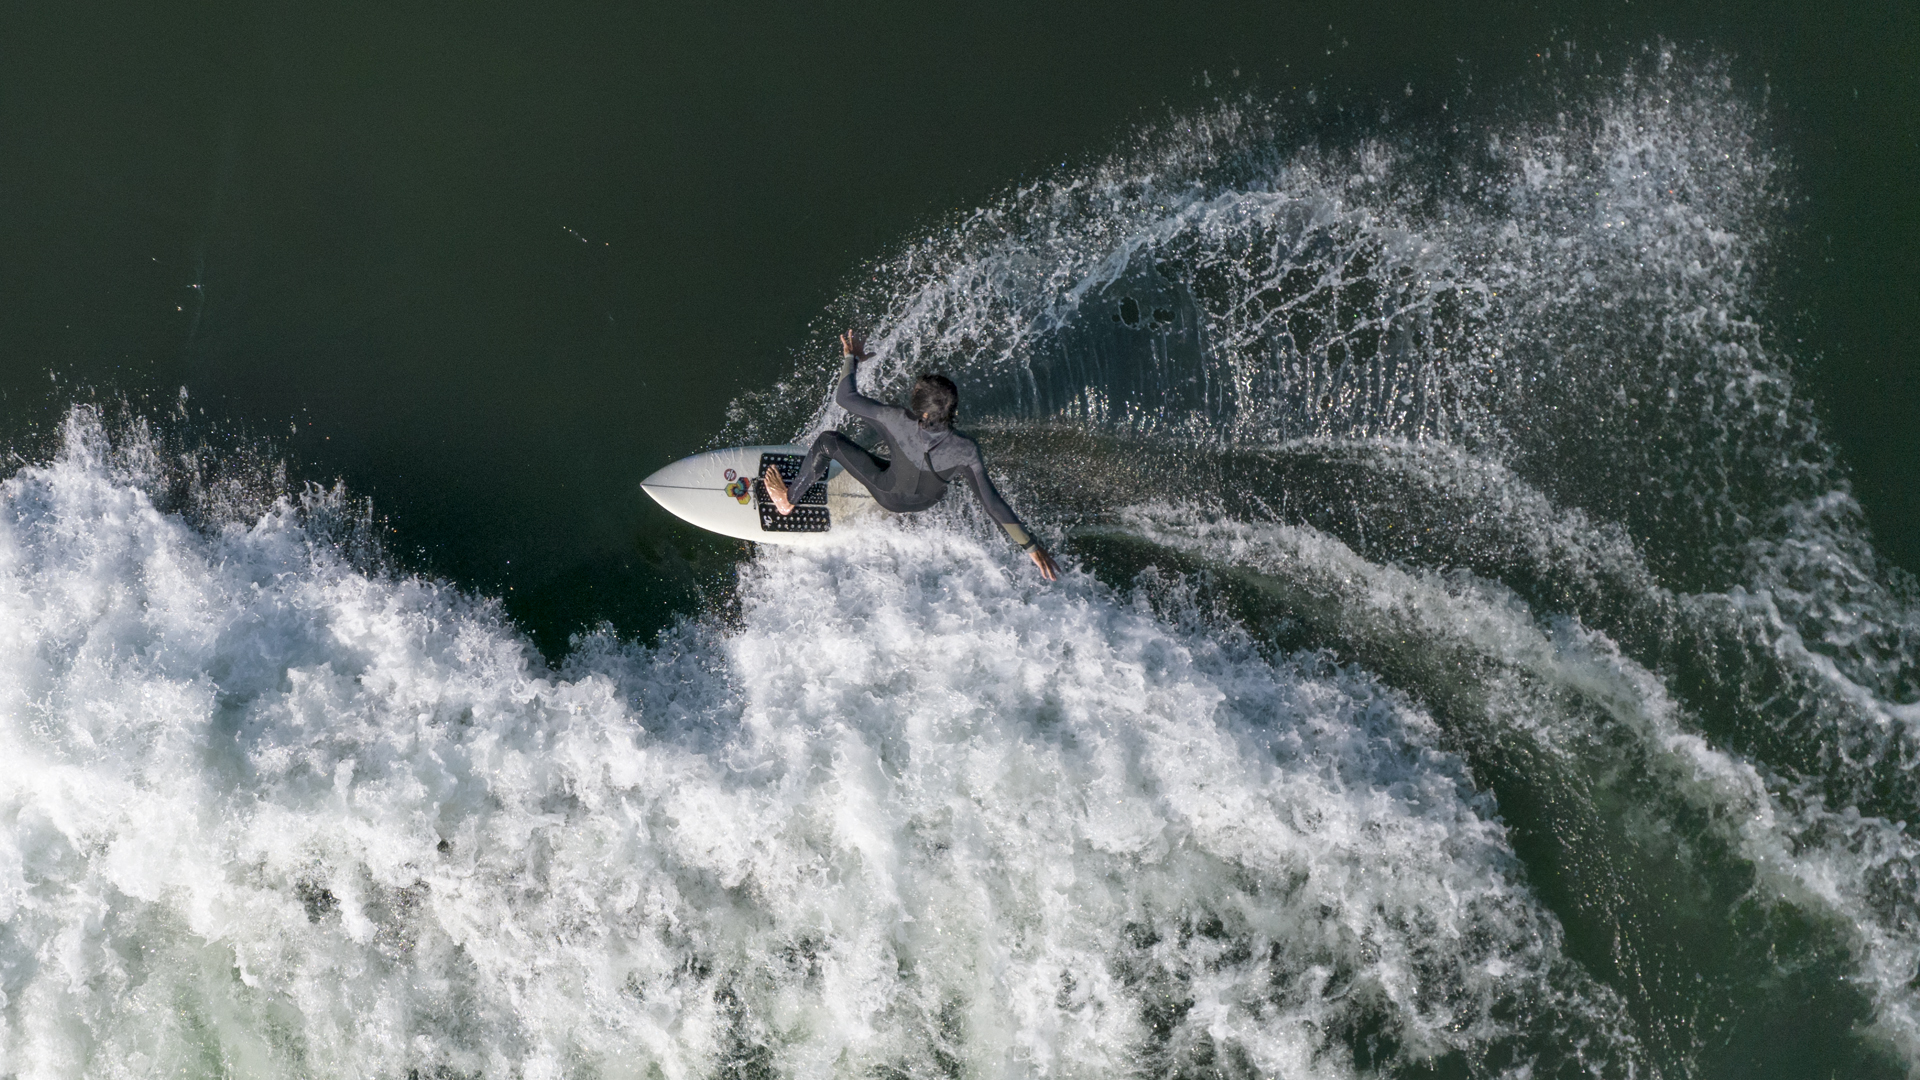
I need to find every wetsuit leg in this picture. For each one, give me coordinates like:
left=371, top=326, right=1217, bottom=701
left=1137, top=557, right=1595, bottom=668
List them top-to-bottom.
left=789, top=430, right=889, bottom=497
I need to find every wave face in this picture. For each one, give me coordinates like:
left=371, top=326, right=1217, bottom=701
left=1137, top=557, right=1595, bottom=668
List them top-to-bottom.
left=728, top=50, right=1920, bottom=1078
left=4, top=52, right=1918, bottom=1080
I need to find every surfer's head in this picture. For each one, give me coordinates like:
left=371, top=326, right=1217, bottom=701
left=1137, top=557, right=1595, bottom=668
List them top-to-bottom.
left=911, top=374, right=959, bottom=429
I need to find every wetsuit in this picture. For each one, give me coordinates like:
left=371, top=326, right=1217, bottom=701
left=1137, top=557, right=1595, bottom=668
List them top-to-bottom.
left=786, top=356, right=1042, bottom=551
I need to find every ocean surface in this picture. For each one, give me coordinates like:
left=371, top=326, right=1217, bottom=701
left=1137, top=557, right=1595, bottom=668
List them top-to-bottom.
left=2, top=3, right=1918, bottom=1078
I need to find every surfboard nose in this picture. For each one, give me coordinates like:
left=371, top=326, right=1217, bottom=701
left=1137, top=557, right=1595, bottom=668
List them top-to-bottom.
left=639, top=446, right=791, bottom=525
left=638, top=451, right=722, bottom=515
left=637, top=464, right=673, bottom=497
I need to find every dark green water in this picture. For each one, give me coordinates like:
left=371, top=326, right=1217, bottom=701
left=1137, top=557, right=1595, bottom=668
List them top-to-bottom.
left=3, top=0, right=1914, bottom=651
left=4, top=4, right=1920, bottom=1078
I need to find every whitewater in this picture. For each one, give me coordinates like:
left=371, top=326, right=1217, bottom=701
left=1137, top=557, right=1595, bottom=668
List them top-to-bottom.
left=5, top=50, right=1920, bottom=1080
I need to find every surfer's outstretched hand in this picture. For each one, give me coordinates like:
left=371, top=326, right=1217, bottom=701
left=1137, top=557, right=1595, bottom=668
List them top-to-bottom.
left=840, top=330, right=872, bottom=363
left=763, top=466, right=795, bottom=515
left=1030, top=547, right=1060, bottom=582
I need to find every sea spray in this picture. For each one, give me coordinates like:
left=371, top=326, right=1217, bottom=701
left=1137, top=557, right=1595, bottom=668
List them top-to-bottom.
left=8, top=46, right=1920, bottom=1080
left=735, top=46, right=1920, bottom=1075
left=1098, top=504, right=1899, bottom=1072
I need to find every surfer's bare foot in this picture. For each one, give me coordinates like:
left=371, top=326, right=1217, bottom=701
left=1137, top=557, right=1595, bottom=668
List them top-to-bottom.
left=763, top=466, right=795, bottom=515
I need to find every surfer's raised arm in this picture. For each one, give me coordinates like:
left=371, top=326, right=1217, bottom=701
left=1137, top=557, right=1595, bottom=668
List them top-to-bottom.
left=832, top=330, right=892, bottom=423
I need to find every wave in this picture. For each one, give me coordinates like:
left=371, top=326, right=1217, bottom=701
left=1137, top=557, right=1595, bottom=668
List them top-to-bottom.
left=733, top=46, right=1920, bottom=1077
left=5, top=48, right=1919, bottom=1080
left=2, top=410, right=1645, bottom=1078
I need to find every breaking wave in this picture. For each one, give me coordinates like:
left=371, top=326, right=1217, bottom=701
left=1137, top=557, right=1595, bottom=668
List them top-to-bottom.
left=4, top=48, right=1917, bottom=1080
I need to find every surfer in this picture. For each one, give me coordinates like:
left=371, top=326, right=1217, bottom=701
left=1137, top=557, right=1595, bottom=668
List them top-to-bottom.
left=765, top=331, right=1060, bottom=581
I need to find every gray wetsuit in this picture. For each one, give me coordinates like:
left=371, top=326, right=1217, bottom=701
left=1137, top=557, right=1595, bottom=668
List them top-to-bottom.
left=786, top=356, right=1041, bottom=551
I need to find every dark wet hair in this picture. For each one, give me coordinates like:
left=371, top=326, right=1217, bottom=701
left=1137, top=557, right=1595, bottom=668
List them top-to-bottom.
left=911, top=373, right=958, bottom=428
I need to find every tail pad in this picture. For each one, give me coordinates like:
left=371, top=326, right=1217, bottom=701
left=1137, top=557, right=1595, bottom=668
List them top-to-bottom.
left=753, top=452, right=831, bottom=533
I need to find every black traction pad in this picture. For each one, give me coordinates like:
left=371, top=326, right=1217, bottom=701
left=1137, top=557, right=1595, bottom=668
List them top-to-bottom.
left=753, top=452, right=831, bottom=533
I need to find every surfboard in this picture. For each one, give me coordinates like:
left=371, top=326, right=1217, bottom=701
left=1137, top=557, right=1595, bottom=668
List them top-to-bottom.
left=639, top=444, right=884, bottom=546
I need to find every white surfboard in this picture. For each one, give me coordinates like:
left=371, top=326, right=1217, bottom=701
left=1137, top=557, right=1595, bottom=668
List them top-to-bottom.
left=640, top=444, right=884, bottom=546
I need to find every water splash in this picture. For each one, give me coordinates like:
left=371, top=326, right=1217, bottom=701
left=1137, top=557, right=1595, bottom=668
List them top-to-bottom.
left=8, top=47, right=1920, bottom=1080
left=736, top=47, right=1920, bottom=1075
left=0, top=412, right=1643, bottom=1078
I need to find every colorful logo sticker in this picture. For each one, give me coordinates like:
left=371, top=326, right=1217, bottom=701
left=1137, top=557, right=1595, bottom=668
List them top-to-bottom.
left=723, top=468, right=737, bottom=481
left=725, top=478, right=751, bottom=504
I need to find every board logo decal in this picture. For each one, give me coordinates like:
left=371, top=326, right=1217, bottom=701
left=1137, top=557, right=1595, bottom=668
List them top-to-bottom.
left=723, top=468, right=737, bottom=481
left=725, top=477, right=752, bottom=504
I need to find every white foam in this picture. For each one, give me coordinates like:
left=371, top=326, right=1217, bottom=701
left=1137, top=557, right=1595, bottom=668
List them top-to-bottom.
left=14, top=50, right=1919, bottom=1079
left=729, top=53, right=1920, bottom=1068
left=0, top=413, right=1641, bottom=1077
left=1118, top=500, right=1920, bottom=1067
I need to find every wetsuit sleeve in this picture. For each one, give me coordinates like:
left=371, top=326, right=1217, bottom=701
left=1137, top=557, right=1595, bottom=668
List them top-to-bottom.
left=833, top=354, right=925, bottom=454
left=832, top=355, right=893, bottom=424
left=957, top=449, right=1040, bottom=551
